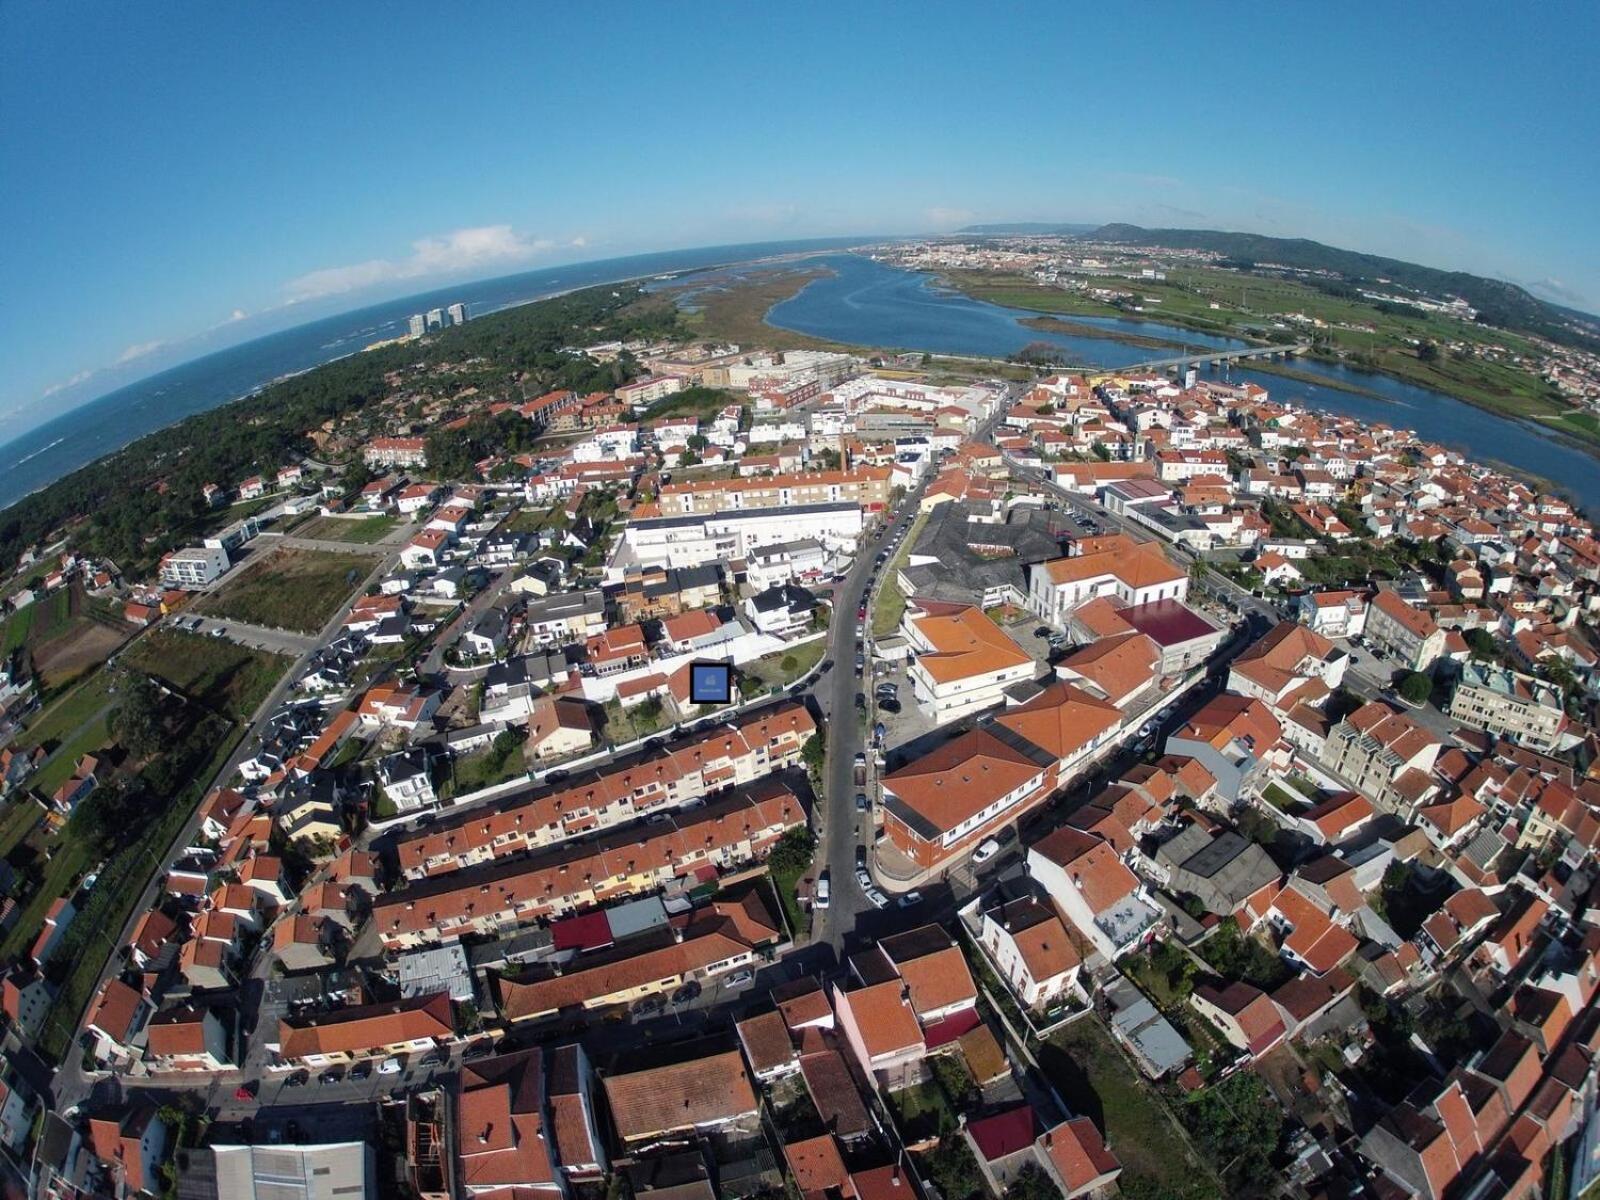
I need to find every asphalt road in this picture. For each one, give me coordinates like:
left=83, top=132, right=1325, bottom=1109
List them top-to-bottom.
left=813, top=396, right=1016, bottom=952
left=813, top=495, right=925, bottom=953
left=53, top=545, right=403, bottom=1116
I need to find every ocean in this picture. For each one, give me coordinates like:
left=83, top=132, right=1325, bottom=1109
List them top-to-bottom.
left=0, top=237, right=872, bottom=512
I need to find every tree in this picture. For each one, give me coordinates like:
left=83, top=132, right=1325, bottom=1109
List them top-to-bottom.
left=1417, top=340, right=1441, bottom=363
left=686, top=433, right=708, bottom=452
left=1465, top=627, right=1499, bottom=661
left=1398, top=671, right=1433, bottom=705
left=111, top=674, right=164, bottom=759
left=800, top=733, right=825, bottom=783
left=767, top=826, right=816, bottom=877
left=1182, top=1071, right=1285, bottom=1191
left=923, top=1135, right=984, bottom=1200
left=1007, top=1164, right=1061, bottom=1200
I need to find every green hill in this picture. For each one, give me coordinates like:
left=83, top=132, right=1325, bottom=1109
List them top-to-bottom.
left=1087, top=223, right=1599, bottom=352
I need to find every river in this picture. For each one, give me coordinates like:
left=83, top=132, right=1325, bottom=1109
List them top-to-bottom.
left=0, top=237, right=872, bottom=513
left=765, top=253, right=1600, bottom=514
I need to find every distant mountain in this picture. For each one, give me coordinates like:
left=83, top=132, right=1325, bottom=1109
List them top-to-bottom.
left=958, top=222, right=1100, bottom=236
left=1086, top=223, right=1600, bottom=352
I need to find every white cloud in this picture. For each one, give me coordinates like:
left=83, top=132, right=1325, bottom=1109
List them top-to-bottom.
left=925, top=206, right=976, bottom=230
left=283, top=224, right=555, bottom=303
left=570, top=236, right=588, bottom=248
left=229, top=308, right=247, bottom=322
left=116, top=340, right=165, bottom=364
left=41, top=369, right=94, bottom=399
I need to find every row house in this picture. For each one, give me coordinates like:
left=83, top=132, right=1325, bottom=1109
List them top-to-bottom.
left=393, top=703, right=815, bottom=879
left=371, top=782, right=805, bottom=949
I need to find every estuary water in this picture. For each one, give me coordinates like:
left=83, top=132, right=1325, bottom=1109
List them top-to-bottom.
left=766, top=254, right=1600, bottom=513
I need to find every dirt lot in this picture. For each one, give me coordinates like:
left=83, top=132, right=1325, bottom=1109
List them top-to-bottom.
left=11, top=583, right=133, bottom=689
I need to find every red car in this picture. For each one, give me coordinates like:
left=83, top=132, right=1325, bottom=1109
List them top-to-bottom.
left=856, top=606, right=867, bottom=620
left=233, top=1083, right=256, bottom=1101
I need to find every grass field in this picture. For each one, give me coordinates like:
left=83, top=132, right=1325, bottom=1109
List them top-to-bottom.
left=872, top=511, right=926, bottom=637
left=291, top=514, right=401, bottom=544
left=196, top=547, right=379, bottom=634
left=0, top=604, right=36, bottom=655
left=121, top=630, right=291, bottom=721
left=743, top=637, right=825, bottom=691
left=17, top=669, right=116, bottom=752
left=28, top=712, right=113, bottom=798
left=34, top=719, right=235, bottom=1063
left=444, top=743, right=528, bottom=797
left=0, top=798, right=42, bottom=858
left=0, top=836, right=93, bottom=962
left=1038, top=1019, right=1220, bottom=1200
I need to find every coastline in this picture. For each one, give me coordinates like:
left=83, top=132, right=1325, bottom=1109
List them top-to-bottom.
left=1, top=245, right=880, bottom=517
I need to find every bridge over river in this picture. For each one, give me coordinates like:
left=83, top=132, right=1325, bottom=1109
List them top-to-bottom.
left=1115, top=341, right=1313, bottom=374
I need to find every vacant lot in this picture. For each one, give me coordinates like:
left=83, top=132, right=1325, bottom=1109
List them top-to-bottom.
left=292, top=514, right=401, bottom=544
left=197, top=548, right=379, bottom=634
left=2, top=584, right=132, bottom=689
left=32, top=618, right=127, bottom=690
left=122, top=630, right=291, bottom=721
left=744, top=637, right=825, bottom=691
left=1039, top=1019, right=1219, bottom=1200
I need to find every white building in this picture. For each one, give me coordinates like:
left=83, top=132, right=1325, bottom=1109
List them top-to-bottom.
left=618, top=503, right=863, bottom=573
left=745, top=538, right=829, bottom=591
left=1027, top=543, right=1187, bottom=625
left=159, top=545, right=230, bottom=590
left=905, top=602, right=1036, bottom=727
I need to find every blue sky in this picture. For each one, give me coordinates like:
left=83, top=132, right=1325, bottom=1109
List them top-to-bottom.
left=3, top=1, right=1597, bottom=439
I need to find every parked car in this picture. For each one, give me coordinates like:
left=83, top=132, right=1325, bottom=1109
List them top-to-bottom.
left=879, top=698, right=900, bottom=714
left=855, top=792, right=869, bottom=813
left=972, top=839, right=1001, bottom=865
left=856, top=845, right=868, bottom=868
left=855, top=866, right=872, bottom=888
left=815, top=872, right=831, bottom=909
left=864, top=885, right=889, bottom=909
left=898, top=891, right=923, bottom=908
left=723, top=969, right=754, bottom=988
left=378, top=1057, right=403, bottom=1076
left=349, top=1061, right=373, bottom=1079
left=319, top=1069, right=343, bottom=1086
left=283, top=1071, right=309, bottom=1088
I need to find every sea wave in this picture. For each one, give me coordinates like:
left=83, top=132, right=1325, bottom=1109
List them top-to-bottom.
left=13, top=436, right=67, bottom=467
